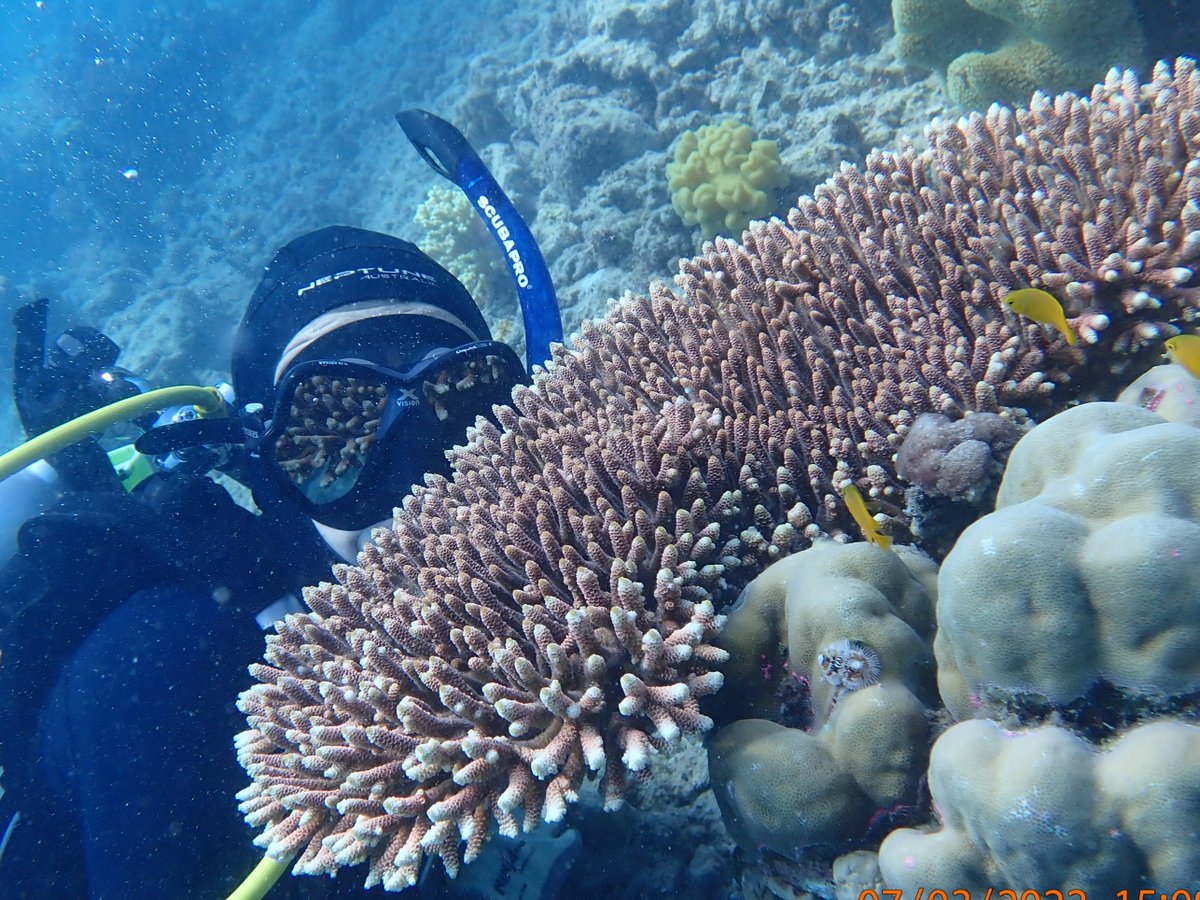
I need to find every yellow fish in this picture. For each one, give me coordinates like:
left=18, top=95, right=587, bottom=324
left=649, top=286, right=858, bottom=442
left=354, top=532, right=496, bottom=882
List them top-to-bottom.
left=1002, top=288, right=1077, bottom=345
left=1165, top=334, right=1200, bottom=379
left=843, top=484, right=891, bottom=550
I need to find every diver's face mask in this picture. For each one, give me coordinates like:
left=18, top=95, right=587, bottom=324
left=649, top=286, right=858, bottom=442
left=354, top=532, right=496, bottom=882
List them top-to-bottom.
left=256, top=340, right=525, bottom=530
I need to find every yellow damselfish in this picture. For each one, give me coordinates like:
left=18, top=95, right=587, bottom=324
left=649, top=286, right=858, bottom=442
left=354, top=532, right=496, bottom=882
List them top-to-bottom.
left=1002, top=288, right=1077, bottom=345
left=1165, top=334, right=1200, bottom=380
left=843, top=484, right=891, bottom=550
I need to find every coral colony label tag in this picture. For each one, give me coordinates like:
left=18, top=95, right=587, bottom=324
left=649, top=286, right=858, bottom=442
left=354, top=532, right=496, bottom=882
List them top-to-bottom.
left=477, top=194, right=531, bottom=289
left=296, top=267, right=438, bottom=298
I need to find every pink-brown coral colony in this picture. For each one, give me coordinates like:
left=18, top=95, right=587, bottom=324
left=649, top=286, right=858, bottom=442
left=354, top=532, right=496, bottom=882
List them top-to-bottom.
left=235, top=61, right=1200, bottom=890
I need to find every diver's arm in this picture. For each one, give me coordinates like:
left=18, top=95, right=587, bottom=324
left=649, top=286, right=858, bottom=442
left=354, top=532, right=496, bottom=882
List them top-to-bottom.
left=11, top=298, right=51, bottom=436
left=8, top=299, right=124, bottom=491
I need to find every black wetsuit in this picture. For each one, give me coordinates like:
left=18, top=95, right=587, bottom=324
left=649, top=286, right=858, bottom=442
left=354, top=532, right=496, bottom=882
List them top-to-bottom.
left=0, top=471, right=337, bottom=898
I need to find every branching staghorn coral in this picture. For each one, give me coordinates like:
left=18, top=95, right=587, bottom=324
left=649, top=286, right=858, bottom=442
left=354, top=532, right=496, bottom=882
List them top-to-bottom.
left=235, top=60, right=1200, bottom=890
left=918, top=63, right=1200, bottom=357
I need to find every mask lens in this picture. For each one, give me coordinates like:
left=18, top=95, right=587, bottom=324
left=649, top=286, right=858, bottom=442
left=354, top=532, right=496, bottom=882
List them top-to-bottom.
left=269, top=343, right=525, bottom=525
left=418, top=350, right=515, bottom=422
left=273, top=373, right=388, bottom=504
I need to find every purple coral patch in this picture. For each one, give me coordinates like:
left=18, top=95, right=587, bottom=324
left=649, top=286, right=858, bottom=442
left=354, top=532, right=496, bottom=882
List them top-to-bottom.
left=896, top=412, right=1025, bottom=501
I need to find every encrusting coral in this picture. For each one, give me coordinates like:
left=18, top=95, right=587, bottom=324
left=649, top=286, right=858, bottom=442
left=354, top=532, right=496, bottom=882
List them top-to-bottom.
left=235, top=61, right=1200, bottom=890
left=893, top=411, right=1028, bottom=556
left=894, top=412, right=1025, bottom=501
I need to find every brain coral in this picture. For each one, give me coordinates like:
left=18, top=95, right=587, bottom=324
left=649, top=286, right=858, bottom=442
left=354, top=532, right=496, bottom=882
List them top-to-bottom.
left=235, top=61, right=1200, bottom=890
left=666, top=119, right=789, bottom=238
left=935, top=401, right=1200, bottom=719
left=879, top=718, right=1200, bottom=890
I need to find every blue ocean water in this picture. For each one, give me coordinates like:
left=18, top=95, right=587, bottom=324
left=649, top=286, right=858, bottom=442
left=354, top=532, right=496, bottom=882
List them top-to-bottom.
left=0, top=0, right=524, bottom=446
left=0, top=1, right=1198, bottom=898
left=0, top=3, right=251, bottom=258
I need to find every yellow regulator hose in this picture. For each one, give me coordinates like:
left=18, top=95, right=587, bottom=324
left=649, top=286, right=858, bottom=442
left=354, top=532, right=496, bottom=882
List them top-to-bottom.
left=0, top=382, right=296, bottom=900
left=0, top=385, right=226, bottom=482
left=225, top=851, right=296, bottom=900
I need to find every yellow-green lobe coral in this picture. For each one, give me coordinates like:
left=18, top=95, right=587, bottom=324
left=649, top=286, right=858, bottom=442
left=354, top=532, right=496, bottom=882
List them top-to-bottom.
left=892, top=0, right=1145, bottom=108
left=666, top=119, right=788, bottom=239
left=935, top=402, right=1200, bottom=719
left=707, top=542, right=938, bottom=859
left=879, top=719, right=1200, bottom=892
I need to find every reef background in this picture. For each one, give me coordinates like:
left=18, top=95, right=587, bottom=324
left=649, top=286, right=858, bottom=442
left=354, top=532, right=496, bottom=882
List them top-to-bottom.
left=0, top=0, right=945, bottom=448
left=5, top=3, right=1199, bottom=897
left=0, top=4, right=952, bottom=889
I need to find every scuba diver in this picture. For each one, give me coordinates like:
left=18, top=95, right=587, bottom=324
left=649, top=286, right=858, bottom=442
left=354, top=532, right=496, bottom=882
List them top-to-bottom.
left=0, top=111, right=573, bottom=899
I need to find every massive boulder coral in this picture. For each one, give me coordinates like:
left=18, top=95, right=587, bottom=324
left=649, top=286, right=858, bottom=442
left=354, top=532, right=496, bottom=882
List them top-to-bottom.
left=893, top=0, right=1145, bottom=109
left=235, top=62, right=1200, bottom=890
left=1117, top=361, right=1200, bottom=427
left=852, top=399, right=1200, bottom=893
left=935, top=401, right=1200, bottom=720
left=713, top=404, right=1200, bottom=892
left=708, top=542, right=939, bottom=860
left=879, top=719, right=1200, bottom=891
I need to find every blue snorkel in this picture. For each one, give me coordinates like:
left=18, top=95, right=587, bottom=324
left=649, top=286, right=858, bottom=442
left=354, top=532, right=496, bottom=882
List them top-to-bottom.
left=396, top=109, right=563, bottom=373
